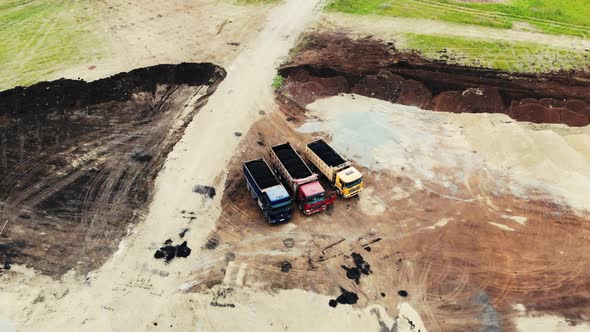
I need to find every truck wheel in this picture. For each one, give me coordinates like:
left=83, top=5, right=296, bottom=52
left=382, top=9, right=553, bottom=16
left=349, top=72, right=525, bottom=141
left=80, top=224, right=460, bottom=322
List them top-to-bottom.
left=337, top=188, right=342, bottom=197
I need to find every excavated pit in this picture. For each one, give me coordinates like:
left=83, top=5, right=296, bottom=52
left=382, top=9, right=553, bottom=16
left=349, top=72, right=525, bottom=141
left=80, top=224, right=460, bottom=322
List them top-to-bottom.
left=278, top=33, right=590, bottom=127
left=0, top=63, right=225, bottom=276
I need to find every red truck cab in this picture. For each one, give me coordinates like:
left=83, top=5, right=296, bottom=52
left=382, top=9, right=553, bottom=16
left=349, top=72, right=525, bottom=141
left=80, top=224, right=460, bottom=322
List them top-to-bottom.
left=298, top=181, right=336, bottom=214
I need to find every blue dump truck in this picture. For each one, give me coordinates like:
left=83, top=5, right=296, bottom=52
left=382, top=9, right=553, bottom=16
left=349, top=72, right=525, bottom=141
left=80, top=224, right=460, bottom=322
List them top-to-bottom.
left=243, top=158, right=292, bottom=224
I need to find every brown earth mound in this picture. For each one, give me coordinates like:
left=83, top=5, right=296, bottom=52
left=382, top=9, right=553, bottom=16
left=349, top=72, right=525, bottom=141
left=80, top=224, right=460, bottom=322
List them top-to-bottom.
left=278, top=32, right=590, bottom=127
left=281, top=69, right=349, bottom=106
left=350, top=69, right=432, bottom=108
left=433, top=88, right=505, bottom=114
left=509, top=101, right=590, bottom=126
left=509, top=103, right=560, bottom=123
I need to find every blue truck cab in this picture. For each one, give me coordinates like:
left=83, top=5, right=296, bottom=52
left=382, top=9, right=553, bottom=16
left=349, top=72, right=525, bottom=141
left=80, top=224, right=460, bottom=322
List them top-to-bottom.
left=243, top=158, right=292, bottom=224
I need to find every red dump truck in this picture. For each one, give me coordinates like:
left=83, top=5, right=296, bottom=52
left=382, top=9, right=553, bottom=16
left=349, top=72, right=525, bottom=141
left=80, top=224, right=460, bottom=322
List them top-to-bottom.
left=270, top=142, right=335, bottom=215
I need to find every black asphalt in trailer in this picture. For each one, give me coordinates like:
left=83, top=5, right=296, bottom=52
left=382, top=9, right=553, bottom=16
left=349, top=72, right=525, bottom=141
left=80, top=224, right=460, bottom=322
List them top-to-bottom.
left=307, top=140, right=345, bottom=167
left=272, top=143, right=312, bottom=179
left=246, top=159, right=279, bottom=189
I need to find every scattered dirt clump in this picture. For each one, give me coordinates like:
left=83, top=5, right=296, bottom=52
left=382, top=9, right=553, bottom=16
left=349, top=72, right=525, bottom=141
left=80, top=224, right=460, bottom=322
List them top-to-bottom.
left=193, top=185, right=217, bottom=198
left=154, top=240, right=192, bottom=263
left=341, top=252, right=371, bottom=284
left=280, top=261, right=292, bottom=273
left=329, top=287, right=359, bottom=307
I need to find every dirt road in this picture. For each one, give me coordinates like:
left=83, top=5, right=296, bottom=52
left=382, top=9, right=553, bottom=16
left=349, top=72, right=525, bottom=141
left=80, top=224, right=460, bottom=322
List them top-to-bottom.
left=0, top=0, right=336, bottom=330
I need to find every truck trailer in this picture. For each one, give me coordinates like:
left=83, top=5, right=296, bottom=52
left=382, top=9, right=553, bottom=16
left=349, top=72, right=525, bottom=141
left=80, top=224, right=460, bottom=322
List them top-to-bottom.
left=305, top=139, right=364, bottom=198
left=270, top=142, right=335, bottom=215
left=243, top=158, right=292, bottom=224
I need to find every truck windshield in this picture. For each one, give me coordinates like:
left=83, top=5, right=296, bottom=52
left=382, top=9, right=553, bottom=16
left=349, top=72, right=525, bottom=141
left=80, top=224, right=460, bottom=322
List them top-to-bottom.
left=344, top=177, right=363, bottom=188
left=306, top=193, right=325, bottom=204
left=270, top=200, right=291, bottom=214
left=270, top=205, right=291, bottom=215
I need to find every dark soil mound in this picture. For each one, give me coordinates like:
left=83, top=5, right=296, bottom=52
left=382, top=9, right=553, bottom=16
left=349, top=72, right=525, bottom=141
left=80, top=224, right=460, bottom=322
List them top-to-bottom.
left=0, top=63, right=225, bottom=276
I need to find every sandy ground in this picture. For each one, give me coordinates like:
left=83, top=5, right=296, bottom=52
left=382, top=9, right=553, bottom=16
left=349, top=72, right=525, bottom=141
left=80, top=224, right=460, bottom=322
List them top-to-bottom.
left=52, top=0, right=273, bottom=84
left=316, top=12, right=590, bottom=51
left=303, top=95, right=590, bottom=212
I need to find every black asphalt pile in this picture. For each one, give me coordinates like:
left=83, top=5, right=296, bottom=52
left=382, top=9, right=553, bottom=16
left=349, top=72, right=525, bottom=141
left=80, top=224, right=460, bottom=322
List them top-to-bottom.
left=0, top=63, right=225, bottom=114
left=193, top=185, right=216, bottom=198
left=154, top=240, right=192, bottom=263
left=341, top=252, right=371, bottom=284
left=329, top=287, right=359, bottom=307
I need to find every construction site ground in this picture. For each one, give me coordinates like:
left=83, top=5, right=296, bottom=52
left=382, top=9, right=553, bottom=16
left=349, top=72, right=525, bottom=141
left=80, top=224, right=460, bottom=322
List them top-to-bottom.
left=1, top=0, right=590, bottom=331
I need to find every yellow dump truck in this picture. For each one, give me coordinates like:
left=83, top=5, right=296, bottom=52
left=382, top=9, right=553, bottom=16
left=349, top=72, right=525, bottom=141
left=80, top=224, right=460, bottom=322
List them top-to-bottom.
left=305, top=139, right=363, bottom=198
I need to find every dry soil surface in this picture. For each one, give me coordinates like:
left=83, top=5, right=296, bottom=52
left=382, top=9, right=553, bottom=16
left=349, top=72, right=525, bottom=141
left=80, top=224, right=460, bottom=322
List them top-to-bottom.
left=53, top=0, right=273, bottom=84
left=2, top=1, right=590, bottom=332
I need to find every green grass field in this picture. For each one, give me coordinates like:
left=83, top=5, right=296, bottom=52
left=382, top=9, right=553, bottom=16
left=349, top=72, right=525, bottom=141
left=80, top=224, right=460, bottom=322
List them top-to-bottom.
left=326, top=0, right=590, bottom=37
left=0, top=1, right=103, bottom=90
left=398, top=33, right=590, bottom=73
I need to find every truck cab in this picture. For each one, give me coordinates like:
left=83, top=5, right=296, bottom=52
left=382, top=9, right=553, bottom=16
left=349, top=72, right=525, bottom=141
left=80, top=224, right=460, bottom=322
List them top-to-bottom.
left=305, top=139, right=364, bottom=198
left=243, top=158, right=293, bottom=224
left=335, top=167, right=363, bottom=198
left=297, top=181, right=335, bottom=214
left=262, top=185, right=292, bottom=223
